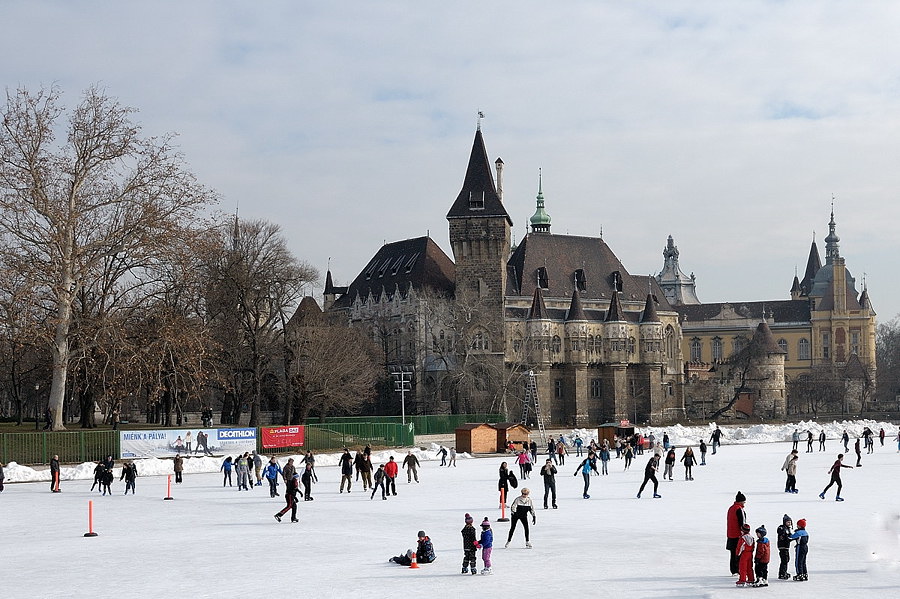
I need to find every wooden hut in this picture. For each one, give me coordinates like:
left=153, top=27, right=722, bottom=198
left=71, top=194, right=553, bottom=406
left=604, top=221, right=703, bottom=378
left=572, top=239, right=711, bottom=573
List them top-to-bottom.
left=598, top=421, right=635, bottom=446
left=494, top=422, right=531, bottom=452
left=455, top=423, right=498, bottom=454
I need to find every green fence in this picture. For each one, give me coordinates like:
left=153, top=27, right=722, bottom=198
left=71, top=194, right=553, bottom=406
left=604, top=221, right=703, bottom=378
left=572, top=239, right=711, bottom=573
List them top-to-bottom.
left=319, top=413, right=505, bottom=435
left=1, top=422, right=417, bottom=465
left=264, top=422, right=415, bottom=455
left=0, top=430, right=120, bottom=465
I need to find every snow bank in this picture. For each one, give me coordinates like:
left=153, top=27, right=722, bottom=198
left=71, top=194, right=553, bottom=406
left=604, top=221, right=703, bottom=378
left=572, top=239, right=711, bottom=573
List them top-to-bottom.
left=2, top=443, right=471, bottom=483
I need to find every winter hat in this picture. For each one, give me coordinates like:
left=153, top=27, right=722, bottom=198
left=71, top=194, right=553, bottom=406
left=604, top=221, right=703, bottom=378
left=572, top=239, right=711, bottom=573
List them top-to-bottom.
left=735, top=491, right=746, bottom=503
left=465, top=513, right=473, bottom=524
left=783, top=514, right=792, bottom=523
left=481, top=518, right=491, bottom=528
left=797, top=518, right=807, bottom=529
left=741, top=523, right=751, bottom=532
left=756, top=525, right=767, bottom=536
left=417, top=530, right=426, bottom=538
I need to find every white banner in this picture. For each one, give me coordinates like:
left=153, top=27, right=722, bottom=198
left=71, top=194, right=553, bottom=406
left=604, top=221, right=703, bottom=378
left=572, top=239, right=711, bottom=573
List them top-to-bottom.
left=120, top=428, right=257, bottom=459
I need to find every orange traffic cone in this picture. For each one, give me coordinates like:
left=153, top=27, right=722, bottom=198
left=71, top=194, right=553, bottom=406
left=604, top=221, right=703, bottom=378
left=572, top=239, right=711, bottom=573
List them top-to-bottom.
left=409, top=553, right=419, bottom=569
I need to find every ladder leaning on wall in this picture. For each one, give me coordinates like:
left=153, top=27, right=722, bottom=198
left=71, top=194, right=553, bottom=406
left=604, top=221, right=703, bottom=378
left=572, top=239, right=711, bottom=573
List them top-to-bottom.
left=521, top=370, right=547, bottom=443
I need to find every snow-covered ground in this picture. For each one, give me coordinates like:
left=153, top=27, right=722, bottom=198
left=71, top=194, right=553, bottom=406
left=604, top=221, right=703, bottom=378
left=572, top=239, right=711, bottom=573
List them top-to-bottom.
left=3, top=422, right=900, bottom=598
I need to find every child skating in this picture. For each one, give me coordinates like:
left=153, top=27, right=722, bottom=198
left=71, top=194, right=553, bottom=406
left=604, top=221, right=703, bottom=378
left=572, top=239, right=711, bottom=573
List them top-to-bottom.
left=461, top=513, right=478, bottom=575
left=776, top=514, right=793, bottom=580
left=475, top=517, right=493, bottom=574
left=789, top=518, right=809, bottom=581
left=735, top=523, right=756, bottom=586
left=753, top=525, right=770, bottom=587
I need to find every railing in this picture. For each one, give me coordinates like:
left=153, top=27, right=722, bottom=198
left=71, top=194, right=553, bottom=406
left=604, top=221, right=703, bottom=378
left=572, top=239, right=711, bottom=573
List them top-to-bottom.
left=319, top=413, right=505, bottom=435
left=1, top=421, right=418, bottom=465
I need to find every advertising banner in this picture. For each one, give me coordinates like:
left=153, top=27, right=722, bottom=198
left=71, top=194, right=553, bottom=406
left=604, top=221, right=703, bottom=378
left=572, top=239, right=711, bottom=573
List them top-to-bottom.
left=261, top=425, right=305, bottom=449
left=120, top=428, right=257, bottom=459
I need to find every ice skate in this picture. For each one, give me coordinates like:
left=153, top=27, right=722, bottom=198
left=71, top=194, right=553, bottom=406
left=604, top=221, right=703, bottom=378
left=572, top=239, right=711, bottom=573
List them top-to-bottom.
left=818, top=492, right=825, bottom=499
left=653, top=493, right=662, bottom=498
left=836, top=496, right=844, bottom=501
left=274, top=514, right=281, bottom=522
left=504, top=541, right=510, bottom=548
left=526, top=541, right=533, bottom=548
left=461, top=567, right=468, bottom=574
left=471, top=568, right=477, bottom=575
left=481, top=568, right=492, bottom=575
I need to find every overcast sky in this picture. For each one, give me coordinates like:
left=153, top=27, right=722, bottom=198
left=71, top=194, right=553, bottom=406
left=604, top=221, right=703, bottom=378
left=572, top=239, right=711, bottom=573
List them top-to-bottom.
left=3, top=1, right=900, bottom=321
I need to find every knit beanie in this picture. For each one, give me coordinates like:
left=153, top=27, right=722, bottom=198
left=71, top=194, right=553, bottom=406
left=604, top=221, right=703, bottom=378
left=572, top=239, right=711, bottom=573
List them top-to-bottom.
left=735, top=491, right=746, bottom=502
left=465, top=513, right=473, bottom=524
left=783, top=514, right=791, bottom=523
left=481, top=518, right=491, bottom=528
left=797, top=518, right=806, bottom=529
left=756, top=525, right=767, bottom=536
left=417, top=530, right=426, bottom=538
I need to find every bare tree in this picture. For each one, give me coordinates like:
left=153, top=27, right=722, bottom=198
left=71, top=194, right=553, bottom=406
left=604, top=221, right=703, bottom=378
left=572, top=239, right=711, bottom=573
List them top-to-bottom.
left=0, top=86, right=215, bottom=429
left=205, top=218, right=317, bottom=426
left=876, top=318, right=900, bottom=405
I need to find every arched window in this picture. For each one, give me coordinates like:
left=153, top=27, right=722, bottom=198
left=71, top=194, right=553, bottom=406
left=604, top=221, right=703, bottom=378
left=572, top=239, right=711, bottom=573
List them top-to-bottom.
left=665, top=326, right=677, bottom=360
left=471, top=329, right=490, bottom=352
left=552, top=335, right=562, bottom=353
left=587, top=335, right=595, bottom=353
left=512, top=336, right=523, bottom=353
left=732, top=336, right=747, bottom=355
left=627, top=337, right=636, bottom=354
left=712, top=337, right=723, bottom=361
left=690, top=338, right=702, bottom=362
left=777, top=338, right=788, bottom=359
left=798, top=338, right=810, bottom=360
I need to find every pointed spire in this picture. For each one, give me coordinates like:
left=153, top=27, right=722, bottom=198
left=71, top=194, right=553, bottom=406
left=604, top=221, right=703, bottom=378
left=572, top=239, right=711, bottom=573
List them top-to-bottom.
left=447, top=129, right=512, bottom=224
left=530, top=169, right=551, bottom=233
left=824, top=203, right=841, bottom=264
left=231, top=211, right=240, bottom=251
left=799, top=240, right=821, bottom=295
left=325, top=269, right=335, bottom=294
left=790, top=274, right=801, bottom=294
left=528, top=287, right=548, bottom=320
left=566, top=288, right=587, bottom=321
left=605, top=291, right=625, bottom=322
left=640, top=294, right=659, bottom=323
left=751, top=321, right=785, bottom=354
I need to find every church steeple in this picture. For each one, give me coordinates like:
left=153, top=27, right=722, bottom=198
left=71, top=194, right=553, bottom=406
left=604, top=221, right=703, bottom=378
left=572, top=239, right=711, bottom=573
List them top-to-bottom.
left=529, top=169, right=551, bottom=234
left=824, top=206, right=841, bottom=265
left=798, top=237, right=821, bottom=296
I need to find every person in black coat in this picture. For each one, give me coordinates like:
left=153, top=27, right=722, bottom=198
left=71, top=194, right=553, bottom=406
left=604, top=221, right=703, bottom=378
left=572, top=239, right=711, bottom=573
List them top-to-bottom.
left=49, top=455, right=61, bottom=492
left=636, top=455, right=661, bottom=499
left=540, top=459, right=557, bottom=509
left=120, top=461, right=138, bottom=495
left=498, top=462, right=516, bottom=507
left=301, top=463, right=315, bottom=501
left=274, top=473, right=300, bottom=522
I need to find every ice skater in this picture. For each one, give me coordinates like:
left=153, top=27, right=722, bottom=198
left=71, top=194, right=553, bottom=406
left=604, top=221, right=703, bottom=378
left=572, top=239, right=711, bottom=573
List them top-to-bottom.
left=699, top=439, right=707, bottom=465
left=680, top=446, right=696, bottom=480
left=663, top=447, right=676, bottom=480
left=402, top=450, right=420, bottom=483
left=636, top=454, right=661, bottom=499
left=819, top=454, right=852, bottom=501
left=50, top=455, right=61, bottom=493
left=220, top=456, right=233, bottom=487
left=574, top=456, right=592, bottom=499
left=264, top=457, right=282, bottom=497
left=540, top=459, right=557, bottom=509
left=120, top=460, right=138, bottom=495
left=301, top=462, right=315, bottom=501
left=371, top=464, right=387, bottom=500
left=274, top=472, right=300, bottom=522
left=505, top=488, right=536, bottom=548
left=726, top=492, right=747, bottom=575
left=461, top=513, right=478, bottom=575
left=776, top=514, right=793, bottom=579
left=476, top=518, right=493, bottom=574
left=789, top=518, right=809, bottom=581
left=735, top=523, right=755, bottom=586
left=753, top=525, right=770, bottom=587
left=390, top=530, right=435, bottom=565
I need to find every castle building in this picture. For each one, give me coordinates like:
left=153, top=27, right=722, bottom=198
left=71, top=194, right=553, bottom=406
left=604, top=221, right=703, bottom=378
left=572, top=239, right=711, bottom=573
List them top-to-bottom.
left=326, top=127, right=686, bottom=424
left=661, top=211, right=876, bottom=416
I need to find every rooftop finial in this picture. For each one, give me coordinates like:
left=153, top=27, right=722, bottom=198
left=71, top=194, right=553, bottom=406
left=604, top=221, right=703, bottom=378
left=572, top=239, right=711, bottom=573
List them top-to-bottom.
left=477, top=110, right=484, bottom=131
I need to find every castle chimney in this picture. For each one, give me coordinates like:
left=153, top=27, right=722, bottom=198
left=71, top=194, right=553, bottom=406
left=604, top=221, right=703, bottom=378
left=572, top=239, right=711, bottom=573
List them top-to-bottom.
left=495, top=157, right=504, bottom=201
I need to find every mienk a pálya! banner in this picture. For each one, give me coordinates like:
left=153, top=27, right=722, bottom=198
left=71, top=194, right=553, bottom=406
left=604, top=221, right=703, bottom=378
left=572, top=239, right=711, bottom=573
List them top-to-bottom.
left=120, top=428, right=257, bottom=459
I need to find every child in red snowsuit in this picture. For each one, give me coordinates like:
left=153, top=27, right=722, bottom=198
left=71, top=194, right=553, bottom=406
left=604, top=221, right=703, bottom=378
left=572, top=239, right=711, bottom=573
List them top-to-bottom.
left=736, top=523, right=756, bottom=586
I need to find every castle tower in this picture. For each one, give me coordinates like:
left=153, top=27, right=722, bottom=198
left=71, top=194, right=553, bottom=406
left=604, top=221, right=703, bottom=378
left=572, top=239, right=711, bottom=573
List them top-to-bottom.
left=446, top=128, right=512, bottom=350
left=529, top=170, right=551, bottom=234
left=656, top=235, right=700, bottom=305
left=564, top=288, right=590, bottom=426
left=746, top=321, right=787, bottom=418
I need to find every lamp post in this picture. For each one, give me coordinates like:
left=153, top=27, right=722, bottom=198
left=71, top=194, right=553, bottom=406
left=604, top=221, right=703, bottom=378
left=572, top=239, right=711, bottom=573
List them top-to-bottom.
left=391, top=368, right=413, bottom=425
left=34, top=383, right=40, bottom=431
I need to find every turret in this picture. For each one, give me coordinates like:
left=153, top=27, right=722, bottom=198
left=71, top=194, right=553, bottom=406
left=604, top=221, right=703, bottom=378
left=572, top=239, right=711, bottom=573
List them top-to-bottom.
left=603, top=292, right=629, bottom=363
left=640, top=294, right=664, bottom=364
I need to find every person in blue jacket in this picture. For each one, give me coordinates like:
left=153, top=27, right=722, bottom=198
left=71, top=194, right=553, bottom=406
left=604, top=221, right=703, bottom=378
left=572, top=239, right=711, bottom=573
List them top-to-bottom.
left=220, top=456, right=233, bottom=487
left=574, top=457, right=592, bottom=498
left=264, top=458, right=283, bottom=498
left=476, top=518, right=494, bottom=574
left=789, top=518, right=809, bottom=581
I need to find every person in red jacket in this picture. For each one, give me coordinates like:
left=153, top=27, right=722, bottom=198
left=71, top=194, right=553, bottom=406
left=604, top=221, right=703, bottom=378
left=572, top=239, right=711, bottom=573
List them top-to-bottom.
left=384, top=456, right=399, bottom=496
left=726, top=491, right=747, bottom=575
left=736, top=523, right=756, bottom=586
left=753, top=525, right=770, bottom=587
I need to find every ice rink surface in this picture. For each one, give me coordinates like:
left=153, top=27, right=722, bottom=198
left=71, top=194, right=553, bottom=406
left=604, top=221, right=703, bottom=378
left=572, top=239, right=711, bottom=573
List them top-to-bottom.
left=4, top=435, right=900, bottom=598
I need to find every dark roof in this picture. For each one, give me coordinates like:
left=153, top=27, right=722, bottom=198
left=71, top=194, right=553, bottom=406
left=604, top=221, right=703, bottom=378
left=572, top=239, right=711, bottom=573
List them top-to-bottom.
left=446, top=130, right=512, bottom=225
left=506, top=233, right=673, bottom=311
left=330, top=236, right=455, bottom=309
left=799, top=241, right=821, bottom=296
left=324, top=270, right=347, bottom=295
left=790, top=275, right=801, bottom=294
left=815, top=278, right=863, bottom=312
left=528, top=287, right=548, bottom=320
left=566, top=288, right=587, bottom=321
left=859, top=288, right=874, bottom=313
left=605, top=292, right=625, bottom=322
left=641, top=294, right=660, bottom=323
left=286, top=296, right=323, bottom=329
left=675, top=300, right=811, bottom=324
left=750, top=322, right=786, bottom=354
left=844, top=353, right=869, bottom=380
left=493, top=422, right=530, bottom=430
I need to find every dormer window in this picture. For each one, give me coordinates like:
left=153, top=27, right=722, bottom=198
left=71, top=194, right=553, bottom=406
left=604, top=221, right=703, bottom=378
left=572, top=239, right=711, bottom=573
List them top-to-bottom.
left=468, top=190, right=485, bottom=210
left=404, top=252, right=419, bottom=273
left=390, top=255, right=405, bottom=276
left=377, top=258, right=390, bottom=278
left=364, top=259, right=378, bottom=280
left=537, top=266, right=549, bottom=289
left=574, top=269, right=587, bottom=292
left=610, top=270, right=623, bottom=292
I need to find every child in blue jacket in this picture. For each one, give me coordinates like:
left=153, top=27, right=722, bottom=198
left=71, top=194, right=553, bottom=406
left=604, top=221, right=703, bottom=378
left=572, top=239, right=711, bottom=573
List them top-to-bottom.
left=475, top=517, right=493, bottom=574
left=789, top=518, right=809, bottom=581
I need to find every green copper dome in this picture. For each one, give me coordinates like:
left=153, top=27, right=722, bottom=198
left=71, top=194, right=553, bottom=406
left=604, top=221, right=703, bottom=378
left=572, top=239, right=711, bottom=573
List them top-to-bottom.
left=530, top=170, right=551, bottom=233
